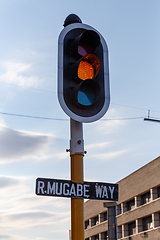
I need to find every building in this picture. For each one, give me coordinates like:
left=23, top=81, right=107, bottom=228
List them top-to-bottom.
left=84, top=156, right=160, bottom=240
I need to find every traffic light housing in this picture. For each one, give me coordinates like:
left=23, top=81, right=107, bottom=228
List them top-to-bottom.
left=58, top=14, right=110, bottom=123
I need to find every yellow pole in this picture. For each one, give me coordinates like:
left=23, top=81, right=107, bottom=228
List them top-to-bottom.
left=70, top=119, right=84, bottom=240
left=71, top=153, right=84, bottom=240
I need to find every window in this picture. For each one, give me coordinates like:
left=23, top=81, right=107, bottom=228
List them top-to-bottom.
left=158, top=186, right=160, bottom=198
left=141, top=191, right=151, bottom=205
left=126, top=199, right=135, bottom=211
left=117, top=204, right=121, bottom=215
left=100, top=211, right=107, bottom=222
left=103, top=211, right=107, bottom=221
left=91, top=216, right=99, bottom=226
left=142, top=216, right=152, bottom=231
left=85, top=220, right=89, bottom=229
left=128, top=221, right=136, bottom=236
left=117, top=226, right=122, bottom=239
left=101, top=231, right=108, bottom=240
left=91, top=234, right=99, bottom=240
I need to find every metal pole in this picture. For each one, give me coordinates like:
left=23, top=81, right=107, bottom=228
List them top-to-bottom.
left=70, top=118, right=84, bottom=240
left=104, top=202, right=117, bottom=240
left=108, top=206, right=117, bottom=240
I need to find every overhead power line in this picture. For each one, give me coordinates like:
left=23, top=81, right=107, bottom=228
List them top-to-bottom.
left=0, top=81, right=160, bottom=115
left=0, top=81, right=55, bottom=94
left=0, top=111, right=144, bottom=121
left=0, top=112, right=68, bottom=121
left=102, top=117, right=144, bottom=121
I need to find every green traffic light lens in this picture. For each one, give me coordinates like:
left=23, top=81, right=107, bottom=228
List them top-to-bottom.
left=76, top=79, right=101, bottom=107
left=78, top=84, right=96, bottom=106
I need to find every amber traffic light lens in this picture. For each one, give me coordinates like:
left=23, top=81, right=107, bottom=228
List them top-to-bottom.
left=78, top=54, right=100, bottom=81
left=78, top=61, right=94, bottom=80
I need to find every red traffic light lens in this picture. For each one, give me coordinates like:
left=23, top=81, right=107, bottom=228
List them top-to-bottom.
left=78, top=30, right=100, bottom=56
left=78, top=54, right=100, bottom=81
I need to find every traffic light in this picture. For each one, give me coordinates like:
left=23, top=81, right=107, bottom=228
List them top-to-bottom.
left=58, top=14, right=110, bottom=123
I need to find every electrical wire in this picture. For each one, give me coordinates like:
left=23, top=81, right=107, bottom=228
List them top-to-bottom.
left=0, top=81, right=55, bottom=93
left=0, top=81, right=160, bottom=114
left=0, top=81, right=159, bottom=121
left=111, top=102, right=160, bottom=114
left=0, top=111, right=145, bottom=121
left=0, top=111, right=68, bottom=121
left=101, top=117, right=144, bottom=121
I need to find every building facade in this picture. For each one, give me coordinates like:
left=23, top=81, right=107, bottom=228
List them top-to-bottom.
left=84, top=156, right=160, bottom=240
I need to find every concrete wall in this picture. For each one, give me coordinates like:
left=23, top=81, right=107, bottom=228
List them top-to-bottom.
left=84, top=156, right=160, bottom=240
left=117, top=156, right=160, bottom=203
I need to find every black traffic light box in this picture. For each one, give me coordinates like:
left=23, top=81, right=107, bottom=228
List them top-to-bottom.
left=58, top=14, right=110, bottom=123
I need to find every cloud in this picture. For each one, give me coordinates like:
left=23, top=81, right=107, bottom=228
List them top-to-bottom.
left=0, top=61, right=42, bottom=89
left=96, top=108, right=125, bottom=134
left=0, top=117, right=7, bottom=127
left=0, top=124, right=53, bottom=163
left=85, top=140, right=128, bottom=161
left=86, top=141, right=111, bottom=150
left=89, top=149, right=128, bottom=161
left=0, top=175, right=70, bottom=211
left=0, top=175, right=70, bottom=237
left=0, top=176, right=20, bottom=189
left=0, top=176, right=31, bottom=203
left=0, top=177, right=70, bottom=232
left=14, top=194, right=70, bottom=211
left=0, top=210, right=70, bottom=231
left=8, top=210, right=56, bottom=222
left=0, top=234, right=33, bottom=240
left=0, top=235, right=11, bottom=239
left=0, top=235, right=28, bottom=240
left=35, top=238, right=47, bottom=240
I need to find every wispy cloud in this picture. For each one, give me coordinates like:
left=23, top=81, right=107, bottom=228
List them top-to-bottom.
left=0, top=61, right=42, bottom=89
left=96, top=108, right=125, bottom=134
left=0, top=123, right=53, bottom=163
left=86, top=141, right=111, bottom=150
left=89, top=149, right=128, bottom=161
left=0, top=176, right=70, bottom=235
left=0, top=176, right=30, bottom=204
left=0, top=176, right=21, bottom=189
left=14, top=195, right=70, bottom=211
left=0, top=210, right=70, bottom=231
left=0, top=234, right=28, bottom=240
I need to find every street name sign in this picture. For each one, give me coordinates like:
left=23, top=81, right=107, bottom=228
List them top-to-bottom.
left=36, top=178, right=118, bottom=201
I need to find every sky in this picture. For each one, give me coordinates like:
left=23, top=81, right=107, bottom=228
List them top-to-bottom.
left=0, top=0, right=160, bottom=239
